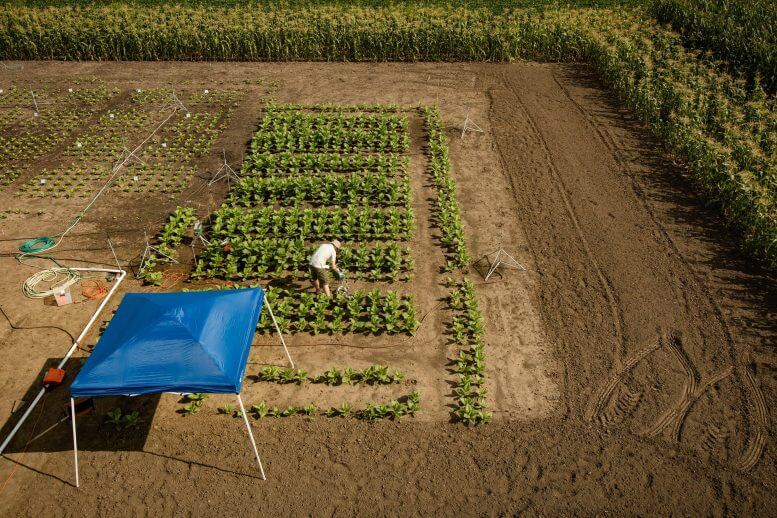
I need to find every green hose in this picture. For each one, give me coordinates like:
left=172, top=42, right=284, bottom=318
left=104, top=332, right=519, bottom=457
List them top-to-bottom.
left=19, top=237, right=56, bottom=253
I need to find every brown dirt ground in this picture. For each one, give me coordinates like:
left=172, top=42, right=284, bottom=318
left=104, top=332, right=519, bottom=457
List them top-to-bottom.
left=0, top=62, right=774, bottom=516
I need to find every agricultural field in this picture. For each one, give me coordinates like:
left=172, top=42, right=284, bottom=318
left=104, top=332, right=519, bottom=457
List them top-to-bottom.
left=0, top=1, right=775, bottom=516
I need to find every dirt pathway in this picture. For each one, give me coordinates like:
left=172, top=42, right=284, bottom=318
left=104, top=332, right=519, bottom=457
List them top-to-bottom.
left=483, top=62, right=775, bottom=477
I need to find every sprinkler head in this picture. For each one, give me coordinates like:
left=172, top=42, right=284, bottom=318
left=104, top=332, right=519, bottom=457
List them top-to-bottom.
left=68, top=88, right=73, bottom=93
left=136, top=88, right=142, bottom=92
left=204, top=89, right=209, bottom=94
left=109, top=113, right=115, bottom=119
left=185, top=113, right=191, bottom=118
left=76, top=142, right=82, bottom=148
left=161, top=142, right=167, bottom=148
left=133, top=175, right=139, bottom=182
left=40, top=178, right=46, bottom=185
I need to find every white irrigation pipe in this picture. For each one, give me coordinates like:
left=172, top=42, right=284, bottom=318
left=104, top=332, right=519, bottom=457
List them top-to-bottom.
left=0, top=267, right=126, bottom=455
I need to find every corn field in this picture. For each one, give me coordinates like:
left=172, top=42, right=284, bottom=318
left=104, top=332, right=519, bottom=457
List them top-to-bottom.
left=650, top=0, right=777, bottom=93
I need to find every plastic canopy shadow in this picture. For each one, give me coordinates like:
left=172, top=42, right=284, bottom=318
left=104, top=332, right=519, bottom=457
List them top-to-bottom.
left=0, top=357, right=159, bottom=454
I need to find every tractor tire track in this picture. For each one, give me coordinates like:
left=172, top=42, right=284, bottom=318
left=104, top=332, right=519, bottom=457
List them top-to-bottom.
left=550, top=70, right=738, bottom=373
left=501, top=71, right=626, bottom=372
left=643, top=335, right=698, bottom=438
left=586, top=338, right=661, bottom=422
left=737, top=366, right=768, bottom=471
left=670, top=367, right=734, bottom=442
left=601, top=387, right=642, bottom=427
left=701, top=423, right=730, bottom=455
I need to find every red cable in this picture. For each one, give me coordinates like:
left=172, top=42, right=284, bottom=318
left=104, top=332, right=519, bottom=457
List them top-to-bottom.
left=81, top=279, right=108, bottom=300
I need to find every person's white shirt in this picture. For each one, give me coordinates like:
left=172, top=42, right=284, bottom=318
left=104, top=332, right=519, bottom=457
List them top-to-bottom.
left=309, top=243, right=336, bottom=269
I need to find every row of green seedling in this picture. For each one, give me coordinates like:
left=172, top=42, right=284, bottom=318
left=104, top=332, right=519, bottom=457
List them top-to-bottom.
left=269, top=103, right=403, bottom=113
left=420, top=106, right=470, bottom=270
left=245, top=152, right=407, bottom=177
left=226, top=173, right=411, bottom=208
left=210, top=205, right=414, bottom=241
left=192, top=238, right=413, bottom=281
left=448, top=278, right=490, bottom=425
left=257, top=287, right=418, bottom=335
left=255, top=364, right=404, bottom=385
left=233, top=390, right=420, bottom=422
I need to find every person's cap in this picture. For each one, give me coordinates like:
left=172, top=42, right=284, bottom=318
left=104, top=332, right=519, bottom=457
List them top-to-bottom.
left=332, top=239, right=342, bottom=249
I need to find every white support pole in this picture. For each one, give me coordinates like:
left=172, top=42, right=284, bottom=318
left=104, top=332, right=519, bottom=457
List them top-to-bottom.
left=461, top=113, right=470, bottom=139
left=484, top=249, right=503, bottom=282
left=0, top=268, right=126, bottom=455
left=264, top=298, right=294, bottom=369
left=236, top=394, right=266, bottom=480
left=70, top=398, right=80, bottom=488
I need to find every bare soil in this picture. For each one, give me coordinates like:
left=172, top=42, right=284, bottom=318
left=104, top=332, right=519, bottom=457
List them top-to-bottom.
left=0, top=61, right=774, bottom=516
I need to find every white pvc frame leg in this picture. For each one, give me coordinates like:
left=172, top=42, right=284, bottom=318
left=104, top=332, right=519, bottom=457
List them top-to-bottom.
left=0, top=268, right=127, bottom=456
left=264, top=299, right=294, bottom=368
left=237, top=395, right=265, bottom=480
left=71, top=398, right=80, bottom=488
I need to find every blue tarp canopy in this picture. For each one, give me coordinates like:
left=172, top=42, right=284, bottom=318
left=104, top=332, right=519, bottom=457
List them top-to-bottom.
left=70, top=287, right=265, bottom=397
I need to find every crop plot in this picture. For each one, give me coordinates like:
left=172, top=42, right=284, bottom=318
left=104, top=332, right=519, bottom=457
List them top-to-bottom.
left=0, top=84, right=243, bottom=198
left=0, top=85, right=53, bottom=107
left=166, top=101, right=486, bottom=423
left=194, top=104, right=416, bottom=289
left=0, top=107, right=24, bottom=130
left=0, top=108, right=95, bottom=161
left=63, top=109, right=156, bottom=161
left=142, top=109, right=235, bottom=160
left=18, top=162, right=194, bottom=198
left=110, top=163, right=194, bottom=195
left=18, top=164, right=107, bottom=198
left=0, top=165, right=23, bottom=190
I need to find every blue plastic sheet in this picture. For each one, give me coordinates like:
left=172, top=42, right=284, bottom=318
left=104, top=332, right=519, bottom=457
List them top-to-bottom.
left=70, top=288, right=264, bottom=397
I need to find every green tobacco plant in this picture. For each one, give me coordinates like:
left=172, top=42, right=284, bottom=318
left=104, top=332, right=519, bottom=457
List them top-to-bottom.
left=420, top=106, right=470, bottom=269
left=448, top=280, right=490, bottom=425
left=182, top=393, right=208, bottom=416
left=251, top=401, right=268, bottom=419
left=218, top=404, right=236, bottom=415
left=105, top=408, right=123, bottom=430
left=105, top=408, right=144, bottom=430
left=122, top=411, right=144, bottom=429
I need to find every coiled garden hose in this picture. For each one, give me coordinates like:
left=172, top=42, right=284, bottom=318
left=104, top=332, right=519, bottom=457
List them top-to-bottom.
left=18, top=237, right=56, bottom=254
left=22, top=267, right=81, bottom=299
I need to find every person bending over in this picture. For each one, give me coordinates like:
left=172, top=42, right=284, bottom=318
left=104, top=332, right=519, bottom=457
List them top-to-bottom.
left=308, top=239, right=341, bottom=297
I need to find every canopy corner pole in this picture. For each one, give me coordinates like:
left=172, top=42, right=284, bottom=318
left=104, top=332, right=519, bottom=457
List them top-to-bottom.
left=264, top=297, right=294, bottom=369
left=236, top=394, right=266, bottom=480
left=70, top=398, right=80, bottom=488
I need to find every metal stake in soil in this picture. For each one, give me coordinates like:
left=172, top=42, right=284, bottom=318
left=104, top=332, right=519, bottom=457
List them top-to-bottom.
left=460, top=111, right=484, bottom=139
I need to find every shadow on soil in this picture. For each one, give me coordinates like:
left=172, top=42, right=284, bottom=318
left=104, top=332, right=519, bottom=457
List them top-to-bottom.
left=0, top=358, right=160, bottom=455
